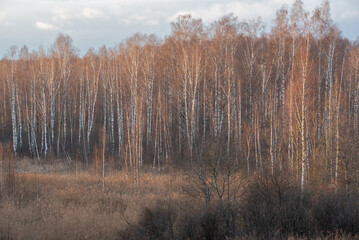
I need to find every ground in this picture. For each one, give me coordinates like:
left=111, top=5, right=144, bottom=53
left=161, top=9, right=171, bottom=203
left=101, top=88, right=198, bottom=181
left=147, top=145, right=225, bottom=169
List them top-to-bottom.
left=0, top=158, right=186, bottom=240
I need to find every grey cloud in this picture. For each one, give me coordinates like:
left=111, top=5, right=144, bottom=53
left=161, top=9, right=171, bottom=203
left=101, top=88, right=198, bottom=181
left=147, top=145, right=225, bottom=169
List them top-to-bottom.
left=0, top=0, right=358, bottom=57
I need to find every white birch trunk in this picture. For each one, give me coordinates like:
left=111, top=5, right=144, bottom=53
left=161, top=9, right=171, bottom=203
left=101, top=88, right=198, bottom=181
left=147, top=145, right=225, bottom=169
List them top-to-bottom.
left=301, top=26, right=311, bottom=193
left=10, top=53, right=18, bottom=154
left=16, top=87, right=22, bottom=150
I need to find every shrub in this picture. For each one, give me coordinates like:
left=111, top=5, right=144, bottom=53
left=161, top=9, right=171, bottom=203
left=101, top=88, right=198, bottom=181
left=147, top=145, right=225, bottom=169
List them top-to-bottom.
left=241, top=174, right=313, bottom=239
left=313, top=191, right=359, bottom=235
left=118, top=200, right=177, bottom=240
left=119, top=201, right=239, bottom=240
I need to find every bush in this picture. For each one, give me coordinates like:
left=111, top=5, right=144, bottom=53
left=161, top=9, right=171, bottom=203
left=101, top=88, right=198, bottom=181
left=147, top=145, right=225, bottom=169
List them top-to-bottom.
left=118, top=173, right=359, bottom=240
left=241, top=174, right=313, bottom=239
left=313, top=191, right=359, bottom=235
left=118, top=201, right=177, bottom=240
left=119, top=201, right=239, bottom=240
left=178, top=203, right=239, bottom=240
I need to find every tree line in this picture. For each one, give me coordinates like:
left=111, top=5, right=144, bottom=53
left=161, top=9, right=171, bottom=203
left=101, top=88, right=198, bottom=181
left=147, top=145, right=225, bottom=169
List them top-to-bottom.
left=1, top=0, right=359, bottom=190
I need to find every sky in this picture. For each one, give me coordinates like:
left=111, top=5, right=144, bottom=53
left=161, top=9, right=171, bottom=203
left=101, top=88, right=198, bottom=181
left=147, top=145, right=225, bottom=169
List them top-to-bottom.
left=0, top=0, right=358, bottom=57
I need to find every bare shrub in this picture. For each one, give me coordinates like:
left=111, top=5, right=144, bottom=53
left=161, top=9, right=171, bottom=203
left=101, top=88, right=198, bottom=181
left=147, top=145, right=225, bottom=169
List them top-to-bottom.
left=183, top=139, right=245, bottom=204
left=241, top=172, right=313, bottom=239
left=313, top=191, right=359, bottom=235
left=118, top=200, right=177, bottom=240
left=119, top=200, right=240, bottom=240
left=179, top=202, right=239, bottom=240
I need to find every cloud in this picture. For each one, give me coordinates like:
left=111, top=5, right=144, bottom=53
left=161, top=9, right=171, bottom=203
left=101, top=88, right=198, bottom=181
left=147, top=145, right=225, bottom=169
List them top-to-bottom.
left=0, top=0, right=357, bottom=57
left=168, top=1, right=277, bottom=24
left=51, top=6, right=105, bottom=22
left=52, top=7, right=73, bottom=21
left=82, top=8, right=104, bottom=19
left=338, top=9, right=359, bottom=20
left=0, top=12, right=4, bottom=23
left=122, top=14, right=146, bottom=24
left=147, top=20, right=159, bottom=26
left=35, top=21, right=58, bottom=30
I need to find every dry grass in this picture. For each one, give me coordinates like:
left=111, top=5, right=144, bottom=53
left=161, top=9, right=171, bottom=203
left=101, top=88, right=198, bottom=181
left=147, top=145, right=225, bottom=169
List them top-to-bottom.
left=0, top=158, right=187, bottom=240
left=1, top=159, right=359, bottom=239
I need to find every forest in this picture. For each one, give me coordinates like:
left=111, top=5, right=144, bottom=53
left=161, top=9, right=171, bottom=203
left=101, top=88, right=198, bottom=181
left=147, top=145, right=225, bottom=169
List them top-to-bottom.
left=1, top=0, right=359, bottom=239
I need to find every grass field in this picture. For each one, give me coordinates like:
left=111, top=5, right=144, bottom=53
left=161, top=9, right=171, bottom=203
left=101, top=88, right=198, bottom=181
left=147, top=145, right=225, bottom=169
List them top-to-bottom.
left=0, top=158, right=188, bottom=239
left=1, top=158, right=359, bottom=240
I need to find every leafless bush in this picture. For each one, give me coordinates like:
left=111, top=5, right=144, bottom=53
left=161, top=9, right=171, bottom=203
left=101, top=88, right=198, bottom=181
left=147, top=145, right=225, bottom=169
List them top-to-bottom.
left=183, top=139, right=246, bottom=204
left=241, top=172, right=313, bottom=239
left=313, top=190, right=359, bottom=235
left=119, top=200, right=240, bottom=240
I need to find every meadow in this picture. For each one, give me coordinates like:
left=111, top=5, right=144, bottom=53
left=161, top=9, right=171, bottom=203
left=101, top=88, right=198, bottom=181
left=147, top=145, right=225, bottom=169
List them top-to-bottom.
left=0, top=157, right=186, bottom=239
left=1, top=157, right=359, bottom=240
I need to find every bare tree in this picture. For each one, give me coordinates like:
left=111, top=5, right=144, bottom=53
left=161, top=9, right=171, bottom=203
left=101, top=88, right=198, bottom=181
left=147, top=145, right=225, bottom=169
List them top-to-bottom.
left=8, top=46, right=18, bottom=154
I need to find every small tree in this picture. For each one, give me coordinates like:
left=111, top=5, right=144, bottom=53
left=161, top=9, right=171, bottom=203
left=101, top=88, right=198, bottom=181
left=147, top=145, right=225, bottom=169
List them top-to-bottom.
left=185, top=138, right=245, bottom=203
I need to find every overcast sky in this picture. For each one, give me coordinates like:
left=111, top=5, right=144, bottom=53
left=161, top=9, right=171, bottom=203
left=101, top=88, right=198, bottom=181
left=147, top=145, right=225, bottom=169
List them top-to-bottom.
left=0, top=0, right=358, bottom=57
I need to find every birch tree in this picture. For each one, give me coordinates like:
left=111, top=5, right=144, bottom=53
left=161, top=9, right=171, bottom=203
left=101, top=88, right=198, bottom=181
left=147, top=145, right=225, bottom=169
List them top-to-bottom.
left=299, top=12, right=312, bottom=193
left=171, top=15, right=206, bottom=165
left=9, top=46, right=18, bottom=154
